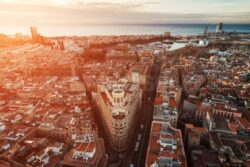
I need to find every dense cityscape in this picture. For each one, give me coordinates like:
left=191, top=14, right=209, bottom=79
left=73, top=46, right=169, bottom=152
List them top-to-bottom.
left=0, top=22, right=249, bottom=167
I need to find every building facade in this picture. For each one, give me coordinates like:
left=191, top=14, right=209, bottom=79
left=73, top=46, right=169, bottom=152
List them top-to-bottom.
left=96, top=81, right=142, bottom=152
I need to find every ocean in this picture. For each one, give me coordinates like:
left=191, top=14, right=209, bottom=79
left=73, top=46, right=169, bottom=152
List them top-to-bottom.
left=2, top=24, right=250, bottom=36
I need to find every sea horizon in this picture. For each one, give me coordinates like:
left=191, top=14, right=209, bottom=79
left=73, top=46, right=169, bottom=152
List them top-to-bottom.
left=1, top=23, right=250, bottom=37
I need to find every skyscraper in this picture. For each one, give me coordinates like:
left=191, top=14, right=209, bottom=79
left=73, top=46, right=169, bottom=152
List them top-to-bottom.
left=216, top=23, right=223, bottom=33
left=30, top=26, right=38, bottom=42
left=204, top=26, right=208, bottom=37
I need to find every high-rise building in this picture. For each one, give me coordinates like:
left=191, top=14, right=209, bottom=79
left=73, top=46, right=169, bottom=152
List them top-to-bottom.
left=216, top=23, right=223, bottom=33
left=30, top=26, right=38, bottom=42
left=204, top=26, right=208, bottom=37
left=96, top=81, right=142, bottom=152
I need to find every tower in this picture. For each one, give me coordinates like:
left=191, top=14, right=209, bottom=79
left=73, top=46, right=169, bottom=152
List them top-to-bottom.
left=216, top=23, right=223, bottom=33
left=204, top=26, right=208, bottom=37
left=30, top=27, right=38, bottom=42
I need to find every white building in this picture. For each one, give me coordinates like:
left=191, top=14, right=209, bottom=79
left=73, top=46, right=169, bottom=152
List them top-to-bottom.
left=0, top=122, right=5, bottom=132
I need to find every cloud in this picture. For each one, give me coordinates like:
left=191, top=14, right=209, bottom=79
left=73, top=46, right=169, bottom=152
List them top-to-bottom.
left=0, top=1, right=249, bottom=28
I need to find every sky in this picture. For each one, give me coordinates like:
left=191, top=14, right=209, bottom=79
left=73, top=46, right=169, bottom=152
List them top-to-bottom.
left=0, top=0, right=249, bottom=35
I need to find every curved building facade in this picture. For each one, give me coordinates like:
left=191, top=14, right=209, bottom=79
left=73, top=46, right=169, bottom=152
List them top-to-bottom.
left=96, top=81, right=142, bottom=152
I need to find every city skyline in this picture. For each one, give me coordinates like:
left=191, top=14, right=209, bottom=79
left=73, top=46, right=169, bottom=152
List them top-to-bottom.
left=0, top=0, right=250, bottom=35
left=0, top=1, right=250, bottom=167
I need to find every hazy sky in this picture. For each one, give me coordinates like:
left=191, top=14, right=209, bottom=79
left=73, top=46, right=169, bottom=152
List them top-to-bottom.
left=0, top=0, right=249, bottom=34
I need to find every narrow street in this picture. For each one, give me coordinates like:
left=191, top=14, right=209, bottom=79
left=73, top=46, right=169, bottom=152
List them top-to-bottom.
left=91, top=54, right=162, bottom=167
left=121, top=58, right=162, bottom=167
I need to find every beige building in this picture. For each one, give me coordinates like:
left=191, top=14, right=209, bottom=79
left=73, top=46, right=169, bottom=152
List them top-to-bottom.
left=127, top=64, right=149, bottom=86
left=96, top=81, right=142, bottom=152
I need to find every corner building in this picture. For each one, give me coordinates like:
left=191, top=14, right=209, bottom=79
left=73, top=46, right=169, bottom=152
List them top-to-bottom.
left=96, top=81, right=142, bottom=152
